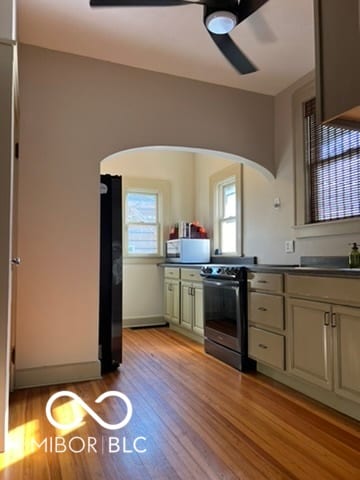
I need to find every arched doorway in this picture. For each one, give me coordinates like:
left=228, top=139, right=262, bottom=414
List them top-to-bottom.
left=99, top=146, right=274, bottom=355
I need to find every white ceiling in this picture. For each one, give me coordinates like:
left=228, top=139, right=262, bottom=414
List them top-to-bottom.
left=17, top=0, right=315, bottom=96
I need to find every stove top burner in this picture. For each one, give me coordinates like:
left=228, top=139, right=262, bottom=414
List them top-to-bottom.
left=200, top=264, right=247, bottom=280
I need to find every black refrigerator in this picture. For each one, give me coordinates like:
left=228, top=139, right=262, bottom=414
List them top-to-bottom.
left=99, top=174, right=122, bottom=374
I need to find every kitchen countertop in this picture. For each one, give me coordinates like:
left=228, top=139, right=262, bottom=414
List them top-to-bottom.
left=159, top=262, right=360, bottom=278
left=160, top=263, right=205, bottom=269
left=248, top=265, right=360, bottom=278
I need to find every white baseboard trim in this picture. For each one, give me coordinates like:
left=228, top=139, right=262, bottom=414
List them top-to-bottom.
left=123, top=315, right=168, bottom=328
left=169, top=324, right=204, bottom=344
left=15, top=360, right=101, bottom=389
left=257, top=363, right=360, bottom=421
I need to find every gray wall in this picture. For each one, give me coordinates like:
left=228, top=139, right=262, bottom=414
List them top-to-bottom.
left=16, top=45, right=274, bottom=376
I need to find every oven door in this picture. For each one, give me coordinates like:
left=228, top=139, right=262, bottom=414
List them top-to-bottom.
left=203, top=279, right=243, bottom=353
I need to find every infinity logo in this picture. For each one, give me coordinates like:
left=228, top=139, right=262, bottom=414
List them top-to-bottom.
left=46, top=391, right=133, bottom=431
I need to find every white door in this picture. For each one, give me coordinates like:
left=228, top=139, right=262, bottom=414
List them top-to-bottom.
left=0, top=42, right=15, bottom=453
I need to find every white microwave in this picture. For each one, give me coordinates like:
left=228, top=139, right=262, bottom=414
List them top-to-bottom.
left=166, top=239, right=210, bottom=263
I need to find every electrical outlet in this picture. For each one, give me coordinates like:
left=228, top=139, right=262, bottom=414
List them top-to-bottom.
left=285, top=240, right=295, bottom=253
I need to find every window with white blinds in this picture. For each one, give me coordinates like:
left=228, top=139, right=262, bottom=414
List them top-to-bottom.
left=303, top=98, right=360, bottom=223
left=125, top=191, right=159, bottom=255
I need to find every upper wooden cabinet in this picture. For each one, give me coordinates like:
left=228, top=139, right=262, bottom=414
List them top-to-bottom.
left=0, top=0, right=16, bottom=44
left=314, top=0, right=360, bottom=124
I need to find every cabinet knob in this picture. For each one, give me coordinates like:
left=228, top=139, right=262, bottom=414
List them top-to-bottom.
left=258, top=307, right=268, bottom=312
left=258, top=343, right=268, bottom=349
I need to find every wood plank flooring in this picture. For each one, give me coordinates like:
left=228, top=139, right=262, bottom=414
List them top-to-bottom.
left=1, top=327, right=359, bottom=479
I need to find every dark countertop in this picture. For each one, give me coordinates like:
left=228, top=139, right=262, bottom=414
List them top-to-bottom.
left=159, top=262, right=360, bottom=278
left=159, top=263, right=205, bottom=268
left=248, top=265, right=360, bottom=278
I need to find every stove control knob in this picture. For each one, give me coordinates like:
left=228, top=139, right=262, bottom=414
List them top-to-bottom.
left=216, top=268, right=223, bottom=274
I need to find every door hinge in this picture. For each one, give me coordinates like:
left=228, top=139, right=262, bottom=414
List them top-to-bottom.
left=15, top=142, right=19, bottom=159
left=11, top=347, right=16, bottom=364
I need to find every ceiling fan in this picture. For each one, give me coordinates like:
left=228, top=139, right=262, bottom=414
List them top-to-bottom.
left=89, top=0, right=269, bottom=75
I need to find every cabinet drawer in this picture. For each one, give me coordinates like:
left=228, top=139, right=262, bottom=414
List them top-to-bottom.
left=164, top=267, right=180, bottom=279
left=181, top=268, right=202, bottom=282
left=249, top=272, right=283, bottom=293
left=286, top=275, right=360, bottom=306
left=249, top=292, right=284, bottom=330
left=249, top=327, right=285, bottom=370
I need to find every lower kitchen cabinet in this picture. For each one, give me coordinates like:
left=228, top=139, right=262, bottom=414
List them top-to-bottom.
left=162, top=267, right=204, bottom=341
left=163, top=267, right=180, bottom=325
left=248, top=273, right=285, bottom=370
left=164, top=279, right=180, bottom=325
left=181, top=281, right=204, bottom=336
left=287, top=298, right=360, bottom=403
left=287, top=298, right=332, bottom=390
left=332, top=305, right=360, bottom=403
left=248, top=327, right=284, bottom=370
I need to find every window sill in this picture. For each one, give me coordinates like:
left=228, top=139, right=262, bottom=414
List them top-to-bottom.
left=293, top=218, right=360, bottom=239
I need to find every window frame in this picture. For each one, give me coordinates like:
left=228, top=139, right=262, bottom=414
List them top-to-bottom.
left=293, top=81, right=360, bottom=239
left=303, top=98, right=360, bottom=223
left=210, top=164, right=243, bottom=256
left=123, top=177, right=170, bottom=262
left=125, top=189, right=160, bottom=257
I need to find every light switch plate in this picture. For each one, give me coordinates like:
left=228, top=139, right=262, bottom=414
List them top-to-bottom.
left=285, top=240, right=295, bottom=253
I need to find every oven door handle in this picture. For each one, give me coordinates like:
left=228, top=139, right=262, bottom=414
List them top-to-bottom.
left=202, top=279, right=240, bottom=288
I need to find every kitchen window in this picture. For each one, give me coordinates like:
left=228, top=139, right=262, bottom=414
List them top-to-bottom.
left=293, top=81, right=360, bottom=238
left=303, top=97, right=360, bottom=223
left=210, top=164, right=242, bottom=255
left=123, top=178, right=170, bottom=259
left=125, top=191, right=159, bottom=255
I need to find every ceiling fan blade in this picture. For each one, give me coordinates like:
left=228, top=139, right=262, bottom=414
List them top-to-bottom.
left=90, top=0, right=203, bottom=6
left=236, top=0, right=269, bottom=24
left=247, top=11, right=276, bottom=43
left=209, top=32, right=257, bottom=75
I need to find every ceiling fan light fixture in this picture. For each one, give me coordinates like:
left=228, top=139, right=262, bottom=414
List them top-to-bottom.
left=205, top=11, right=238, bottom=35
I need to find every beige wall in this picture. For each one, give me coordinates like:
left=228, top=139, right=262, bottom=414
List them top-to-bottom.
left=16, top=42, right=358, bottom=383
left=16, top=44, right=274, bottom=374
left=195, top=71, right=360, bottom=265
left=102, top=149, right=195, bottom=224
left=194, top=152, right=297, bottom=264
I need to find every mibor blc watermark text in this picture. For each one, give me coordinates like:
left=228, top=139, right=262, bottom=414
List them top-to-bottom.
left=32, top=390, right=147, bottom=454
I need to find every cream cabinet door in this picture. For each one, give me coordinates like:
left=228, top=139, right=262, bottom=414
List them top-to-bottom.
left=164, top=280, right=180, bottom=325
left=171, top=282, right=180, bottom=325
left=180, top=282, right=193, bottom=330
left=193, top=285, right=204, bottom=336
left=287, top=298, right=333, bottom=390
left=333, top=305, right=360, bottom=404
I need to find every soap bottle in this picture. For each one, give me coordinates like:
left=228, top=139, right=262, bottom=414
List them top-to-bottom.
left=348, top=242, right=360, bottom=268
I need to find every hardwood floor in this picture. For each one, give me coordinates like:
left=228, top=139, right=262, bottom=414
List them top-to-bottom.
left=1, top=328, right=359, bottom=479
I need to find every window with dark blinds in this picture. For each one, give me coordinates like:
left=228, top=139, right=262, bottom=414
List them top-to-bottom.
left=303, top=98, right=360, bottom=222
